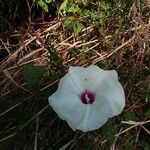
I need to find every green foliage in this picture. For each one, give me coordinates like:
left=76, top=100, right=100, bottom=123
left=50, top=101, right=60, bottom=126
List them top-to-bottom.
left=35, top=0, right=53, bottom=12
left=59, top=0, right=113, bottom=36
left=59, top=0, right=69, bottom=12
left=59, top=1, right=81, bottom=14
left=64, top=16, right=75, bottom=29
left=64, top=17, right=84, bottom=36
left=74, top=22, right=84, bottom=35
left=111, top=35, right=120, bottom=46
left=48, top=45, right=61, bottom=70
left=22, top=64, right=46, bottom=93
left=145, top=109, right=150, bottom=118
left=124, top=111, right=138, bottom=121
left=101, top=119, right=117, bottom=143
left=119, top=136, right=135, bottom=150
left=77, top=138, right=94, bottom=150
left=139, top=140, right=150, bottom=150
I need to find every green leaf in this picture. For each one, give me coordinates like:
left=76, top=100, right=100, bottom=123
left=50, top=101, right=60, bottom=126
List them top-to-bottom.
left=36, top=0, right=49, bottom=12
left=45, top=0, right=53, bottom=3
left=59, top=0, right=69, bottom=12
left=81, top=0, right=89, bottom=6
left=101, top=2, right=111, bottom=11
left=67, top=5, right=81, bottom=14
left=64, top=17, right=75, bottom=29
left=74, top=22, right=84, bottom=36
left=98, top=26, right=105, bottom=36
left=111, top=35, right=120, bottom=45
left=48, top=45, right=60, bottom=70
left=22, top=64, right=46, bottom=93
left=124, top=111, right=138, bottom=121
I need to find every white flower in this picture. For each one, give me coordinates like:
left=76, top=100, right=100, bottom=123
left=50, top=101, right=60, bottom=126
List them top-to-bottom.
left=48, top=65, right=125, bottom=132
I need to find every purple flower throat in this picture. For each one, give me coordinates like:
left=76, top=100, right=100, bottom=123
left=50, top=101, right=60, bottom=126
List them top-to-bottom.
left=80, top=90, right=95, bottom=104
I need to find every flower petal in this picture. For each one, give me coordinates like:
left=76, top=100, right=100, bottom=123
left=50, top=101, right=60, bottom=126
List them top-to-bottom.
left=48, top=65, right=125, bottom=132
left=69, top=65, right=104, bottom=90
left=103, top=70, right=118, bottom=80
left=58, top=71, right=83, bottom=95
left=92, top=71, right=125, bottom=116
left=102, top=84, right=125, bottom=116
left=48, top=91, right=86, bottom=130
left=76, top=95, right=113, bottom=132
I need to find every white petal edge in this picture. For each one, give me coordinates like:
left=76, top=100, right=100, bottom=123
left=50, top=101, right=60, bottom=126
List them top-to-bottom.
left=69, top=65, right=105, bottom=90
left=57, top=70, right=84, bottom=95
left=92, top=73, right=125, bottom=116
left=48, top=92, right=86, bottom=130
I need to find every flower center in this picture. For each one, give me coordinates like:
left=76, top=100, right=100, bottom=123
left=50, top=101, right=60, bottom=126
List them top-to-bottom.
left=80, top=90, right=95, bottom=104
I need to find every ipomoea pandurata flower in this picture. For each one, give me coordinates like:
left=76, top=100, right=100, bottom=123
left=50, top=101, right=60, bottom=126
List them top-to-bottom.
left=48, top=65, right=125, bottom=132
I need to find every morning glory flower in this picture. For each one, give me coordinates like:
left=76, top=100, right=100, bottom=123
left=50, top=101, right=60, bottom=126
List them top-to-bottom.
left=48, top=65, right=125, bottom=132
